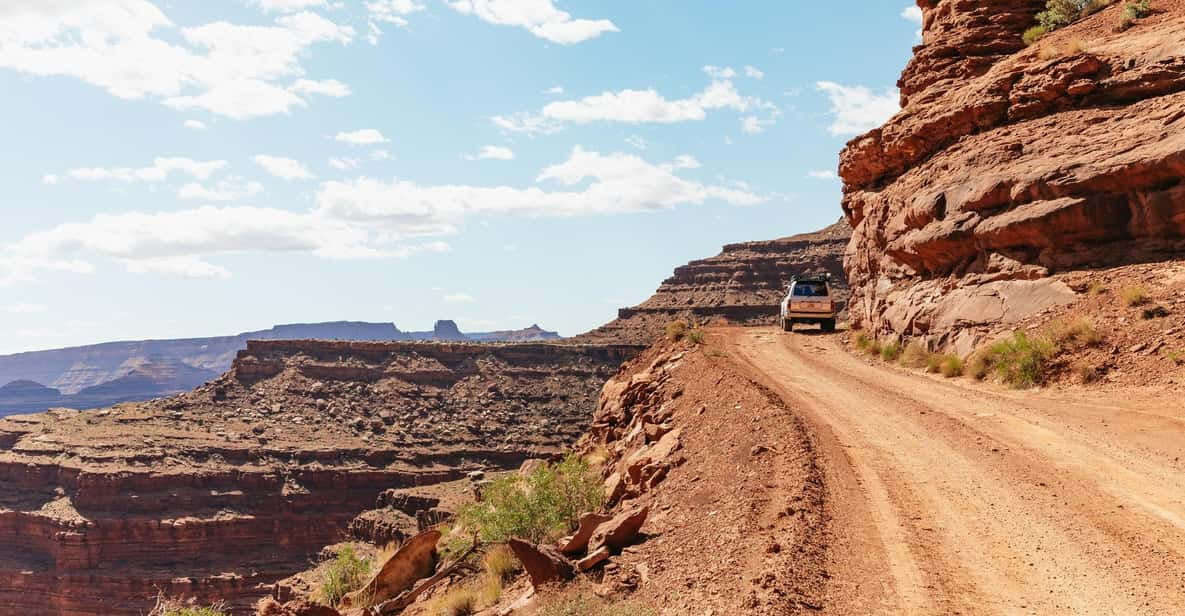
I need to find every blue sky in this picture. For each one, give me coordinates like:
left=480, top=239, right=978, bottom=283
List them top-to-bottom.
left=0, top=1, right=920, bottom=354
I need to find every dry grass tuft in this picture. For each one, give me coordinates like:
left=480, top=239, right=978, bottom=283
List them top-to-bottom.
left=1122, top=286, right=1149, bottom=307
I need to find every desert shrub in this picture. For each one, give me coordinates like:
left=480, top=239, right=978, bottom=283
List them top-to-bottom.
left=1038, top=0, right=1087, bottom=30
left=1082, top=0, right=1117, bottom=15
left=1120, top=0, right=1152, bottom=27
left=1023, top=24, right=1048, bottom=45
left=1066, top=37, right=1088, bottom=53
left=1087, top=280, right=1108, bottom=295
left=1121, top=286, right=1149, bottom=307
left=1046, top=317, right=1102, bottom=348
left=664, top=320, right=688, bottom=341
left=686, top=329, right=706, bottom=345
left=978, top=331, right=1056, bottom=388
left=854, top=332, right=872, bottom=350
left=866, top=339, right=884, bottom=357
left=880, top=340, right=902, bottom=362
left=900, top=341, right=930, bottom=368
left=1165, top=350, right=1185, bottom=366
left=925, top=353, right=944, bottom=374
left=939, top=355, right=965, bottom=378
left=1074, top=361, right=1102, bottom=383
left=458, top=454, right=604, bottom=544
left=319, top=545, right=371, bottom=607
left=482, top=545, right=521, bottom=583
left=533, top=585, right=656, bottom=616
left=429, top=587, right=479, bottom=616
left=149, top=594, right=229, bottom=616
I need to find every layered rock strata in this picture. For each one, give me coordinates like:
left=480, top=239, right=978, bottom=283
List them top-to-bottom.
left=841, top=0, right=1185, bottom=353
left=0, top=340, right=635, bottom=616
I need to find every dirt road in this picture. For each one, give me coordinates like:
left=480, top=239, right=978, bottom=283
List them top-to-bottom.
left=725, top=327, right=1185, bottom=615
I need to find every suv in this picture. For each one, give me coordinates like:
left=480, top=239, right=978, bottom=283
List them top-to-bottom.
left=779, top=276, right=837, bottom=332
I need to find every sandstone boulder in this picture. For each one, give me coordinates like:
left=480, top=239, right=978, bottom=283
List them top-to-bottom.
left=588, top=506, right=649, bottom=555
left=556, top=512, right=614, bottom=555
left=341, top=529, right=440, bottom=608
left=508, top=538, right=576, bottom=590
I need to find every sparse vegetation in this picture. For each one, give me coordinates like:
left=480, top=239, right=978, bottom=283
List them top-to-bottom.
left=1026, top=0, right=1134, bottom=44
left=1038, top=0, right=1088, bottom=31
left=1119, top=0, right=1152, bottom=29
left=1023, top=24, right=1049, bottom=45
left=1087, top=280, right=1108, bottom=295
left=1121, top=285, right=1149, bottom=307
left=1045, top=317, right=1102, bottom=348
left=665, top=320, right=689, bottom=341
left=686, top=329, right=706, bottom=345
left=976, top=331, right=1057, bottom=388
left=854, top=332, right=872, bottom=351
left=880, top=339, right=902, bottom=362
left=901, top=341, right=931, bottom=368
left=1164, top=349, right=1185, bottom=366
left=925, top=353, right=944, bottom=374
left=939, top=355, right=965, bottom=378
left=1074, top=361, right=1102, bottom=383
left=458, top=454, right=604, bottom=544
left=318, top=545, right=371, bottom=607
left=533, top=584, right=656, bottom=616
left=429, top=587, right=479, bottom=616
left=149, top=594, right=229, bottom=616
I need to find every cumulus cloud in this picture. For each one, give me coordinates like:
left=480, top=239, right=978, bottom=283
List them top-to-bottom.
left=252, top=0, right=329, bottom=12
left=365, top=0, right=426, bottom=43
left=445, top=0, right=618, bottom=44
left=0, top=3, right=354, bottom=119
left=901, top=5, right=923, bottom=40
left=289, top=78, right=351, bottom=97
left=494, top=78, right=777, bottom=134
left=816, top=81, right=900, bottom=136
left=335, top=129, right=390, bottom=145
left=465, top=145, right=515, bottom=161
left=2, top=149, right=760, bottom=283
left=253, top=155, right=315, bottom=180
left=47, top=157, right=228, bottom=184
left=329, top=157, right=361, bottom=170
left=806, top=170, right=838, bottom=180
left=178, top=179, right=265, bottom=201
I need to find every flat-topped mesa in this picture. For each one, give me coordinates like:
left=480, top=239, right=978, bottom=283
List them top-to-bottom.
left=841, top=1, right=1185, bottom=354
left=581, top=219, right=851, bottom=344
left=0, top=340, right=636, bottom=616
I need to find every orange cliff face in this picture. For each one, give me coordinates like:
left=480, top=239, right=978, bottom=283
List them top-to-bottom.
left=840, top=0, right=1185, bottom=354
left=0, top=340, right=637, bottom=616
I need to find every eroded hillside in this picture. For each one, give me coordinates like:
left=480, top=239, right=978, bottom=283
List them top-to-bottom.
left=841, top=0, right=1185, bottom=354
left=0, top=340, right=634, bottom=615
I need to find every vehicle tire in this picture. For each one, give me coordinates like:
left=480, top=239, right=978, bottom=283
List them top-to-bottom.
left=781, top=317, right=793, bottom=332
left=821, top=319, right=836, bottom=333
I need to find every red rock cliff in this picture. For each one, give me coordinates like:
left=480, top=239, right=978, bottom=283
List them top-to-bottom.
left=841, top=0, right=1185, bottom=353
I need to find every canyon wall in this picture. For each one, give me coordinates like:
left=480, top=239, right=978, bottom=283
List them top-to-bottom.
left=841, top=0, right=1185, bottom=354
left=582, top=219, right=851, bottom=344
left=0, top=340, right=636, bottom=616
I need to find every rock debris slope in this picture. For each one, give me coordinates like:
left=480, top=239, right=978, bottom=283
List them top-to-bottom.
left=841, top=0, right=1185, bottom=353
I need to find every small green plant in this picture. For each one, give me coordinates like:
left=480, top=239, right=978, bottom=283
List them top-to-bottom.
left=1038, top=0, right=1086, bottom=30
left=1120, top=0, right=1152, bottom=28
left=1023, top=24, right=1048, bottom=45
left=1087, top=280, right=1108, bottom=295
left=1121, top=286, right=1149, bottom=307
left=1045, top=317, right=1102, bottom=348
left=665, top=320, right=688, bottom=341
left=686, top=329, right=706, bottom=345
left=978, top=331, right=1057, bottom=388
left=854, top=332, right=872, bottom=350
left=880, top=340, right=902, bottom=362
left=1162, top=349, right=1185, bottom=365
left=925, top=353, right=944, bottom=374
left=939, top=355, right=965, bottom=378
left=458, top=454, right=604, bottom=544
left=319, top=545, right=371, bottom=607
left=482, top=545, right=521, bottom=583
left=149, top=594, right=229, bottom=616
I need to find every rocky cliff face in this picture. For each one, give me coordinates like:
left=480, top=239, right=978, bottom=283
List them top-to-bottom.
left=841, top=0, right=1185, bottom=354
left=581, top=219, right=851, bottom=344
left=0, top=340, right=635, bottom=616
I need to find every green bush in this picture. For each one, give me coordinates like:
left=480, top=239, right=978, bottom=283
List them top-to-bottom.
left=1038, top=0, right=1087, bottom=30
left=1023, top=24, right=1048, bottom=45
left=665, top=320, right=688, bottom=341
left=686, top=329, right=706, bottom=345
left=980, top=331, right=1056, bottom=388
left=854, top=332, right=872, bottom=350
left=880, top=340, right=902, bottom=362
left=925, top=353, right=944, bottom=374
left=939, top=355, right=965, bottom=378
left=458, top=454, right=604, bottom=544
left=319, top=545, right=371, bottom=607
left=149, top=595, right=229, bottom=616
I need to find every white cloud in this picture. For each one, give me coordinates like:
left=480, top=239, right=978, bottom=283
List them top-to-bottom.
left=252, top=0, right=329, bottom=12
left=364, top=0, right=426, bottom=43
left=445, top=0, right=618, bottom=44
left=0, top=4, right=355, bottom=120
left=901, top=5, right=923, bottom=40
left=702, top=65, right=736, bottom=79
left=744, top=65, right=765, bottom=79
left=289, top=78, right=351, bottom=98
left=495, top=78, right=776, bottom=134
left=816, top=81, right=900, bottom=136
left=545, top=85, right=564, bottom=95
left=741, top=116, right=773, bottom=134
left=183, top=119, right=207, bottom=130
left=335, top=129, right=390, bottom=145
left=625, top=135, right=647, bottom=150
left=466, top=145, right=515, bottom=161
left=3, top=149, right=760, bottom=283
left=370, top=149, right=394, bottom=161
left=253, top=155, right=315, bottom=180
left=49, top=157, right=227, bottom=184
left=329, top=157, right=361, bottom=170
left=806, top=170, right=838, bottom=180
left=178, top=179, right=265, bottom=201
left=124, top=256, right=232, bottom=279
left=443, top=292, right=476, bottom=303
left=4, top=303, right=47, bottom=314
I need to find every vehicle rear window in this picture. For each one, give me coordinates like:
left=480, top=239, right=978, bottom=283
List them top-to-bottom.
left=793, top=283, right=827, bottom=297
